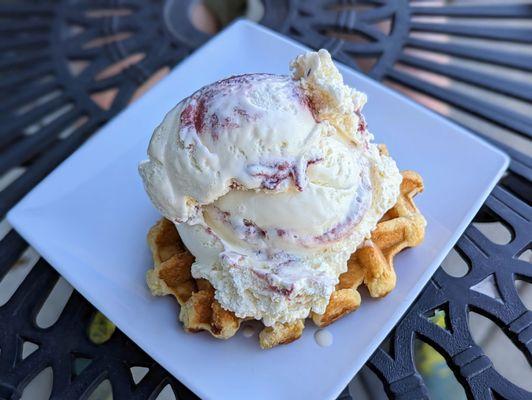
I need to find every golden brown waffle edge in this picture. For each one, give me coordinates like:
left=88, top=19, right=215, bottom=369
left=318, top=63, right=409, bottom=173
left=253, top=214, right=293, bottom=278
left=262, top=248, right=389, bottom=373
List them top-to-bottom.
left=311, top=170, right=426, bottom=327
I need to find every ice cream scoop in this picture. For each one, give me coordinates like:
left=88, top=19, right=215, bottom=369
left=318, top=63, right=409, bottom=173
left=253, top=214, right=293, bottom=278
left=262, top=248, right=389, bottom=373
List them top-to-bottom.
left=139, top=49, right=402, bottom=326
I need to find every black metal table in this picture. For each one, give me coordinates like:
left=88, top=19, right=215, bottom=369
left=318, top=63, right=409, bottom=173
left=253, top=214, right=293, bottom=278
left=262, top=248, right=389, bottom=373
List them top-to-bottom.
left=0, top=1, right=531, bottom=399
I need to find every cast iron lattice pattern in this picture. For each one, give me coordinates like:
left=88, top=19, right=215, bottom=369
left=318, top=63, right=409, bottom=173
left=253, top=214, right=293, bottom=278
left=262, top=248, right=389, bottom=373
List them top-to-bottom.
left=0, top=1, right=530, bottom=399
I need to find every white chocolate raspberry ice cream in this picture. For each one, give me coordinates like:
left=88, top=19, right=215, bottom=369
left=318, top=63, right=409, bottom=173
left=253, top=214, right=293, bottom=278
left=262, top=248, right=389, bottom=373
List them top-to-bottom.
left=139, top=50, right=402, bottom=326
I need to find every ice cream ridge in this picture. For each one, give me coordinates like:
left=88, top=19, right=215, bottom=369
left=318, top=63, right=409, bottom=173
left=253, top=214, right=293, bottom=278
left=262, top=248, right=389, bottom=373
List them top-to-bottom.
left=139, top=49, right=403, bottom=327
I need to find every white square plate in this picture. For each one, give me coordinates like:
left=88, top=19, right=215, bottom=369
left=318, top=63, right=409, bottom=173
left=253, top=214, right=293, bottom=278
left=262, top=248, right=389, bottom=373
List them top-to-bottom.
left=8, top=20, right=509, bottom=400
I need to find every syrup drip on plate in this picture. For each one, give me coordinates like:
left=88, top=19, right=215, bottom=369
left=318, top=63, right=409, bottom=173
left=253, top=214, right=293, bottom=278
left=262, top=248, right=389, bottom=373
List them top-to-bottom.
left=242, top=325, right=255, bottom=338
left=314, top=329, right=333, bottom=347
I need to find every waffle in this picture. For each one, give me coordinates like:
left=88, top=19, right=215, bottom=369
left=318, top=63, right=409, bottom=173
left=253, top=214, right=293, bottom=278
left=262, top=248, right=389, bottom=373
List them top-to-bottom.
left=145, top=170, right=425, bottom=347
left=311, top=170, right=426, bottom=327
left=146, top=218, right=303, bottom=345
left=146, top=219, right=240, bottom=339
left=259, top=320, right=305, bottom=349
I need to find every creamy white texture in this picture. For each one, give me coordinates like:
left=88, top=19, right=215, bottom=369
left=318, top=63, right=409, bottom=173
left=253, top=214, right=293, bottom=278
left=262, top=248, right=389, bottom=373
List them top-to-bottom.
left=140, top=50, right=402, bottom=326
left=139, top=74, right=319, bottom=224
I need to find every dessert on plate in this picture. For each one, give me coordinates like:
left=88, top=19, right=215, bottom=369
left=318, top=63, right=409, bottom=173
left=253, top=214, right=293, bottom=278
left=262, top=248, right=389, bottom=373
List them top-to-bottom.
left=139, top=49, right=426, bottom=348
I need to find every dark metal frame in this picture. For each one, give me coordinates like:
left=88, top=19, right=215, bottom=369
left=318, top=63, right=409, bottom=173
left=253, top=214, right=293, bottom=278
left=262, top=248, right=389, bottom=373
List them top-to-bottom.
left=0, top=1, right=530, bottom=399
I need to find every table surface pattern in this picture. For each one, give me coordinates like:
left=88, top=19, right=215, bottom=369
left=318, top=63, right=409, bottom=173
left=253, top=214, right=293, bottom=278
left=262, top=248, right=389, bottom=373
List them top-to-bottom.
left=0, top=1, right=530, bottom=399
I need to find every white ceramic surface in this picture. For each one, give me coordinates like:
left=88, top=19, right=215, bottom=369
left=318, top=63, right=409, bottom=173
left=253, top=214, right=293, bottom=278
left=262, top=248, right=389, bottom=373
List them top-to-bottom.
left=8, top=20, right=509, bottom=400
